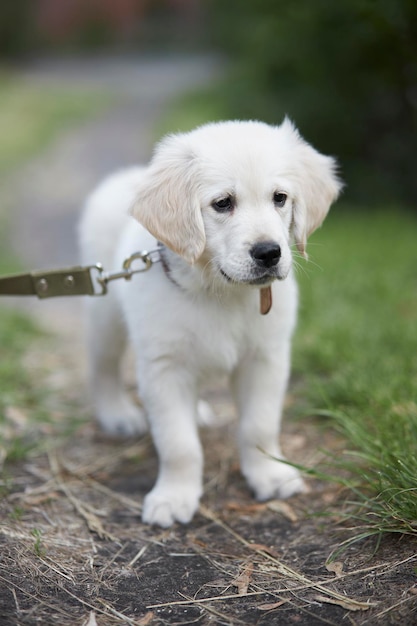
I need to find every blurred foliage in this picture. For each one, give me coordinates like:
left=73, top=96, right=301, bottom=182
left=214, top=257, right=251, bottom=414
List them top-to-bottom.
left=208, top=0, right=417, bottom=204
left=0, top=1, right=35, bottom=58
left=0, top=1, right=207, bottom=57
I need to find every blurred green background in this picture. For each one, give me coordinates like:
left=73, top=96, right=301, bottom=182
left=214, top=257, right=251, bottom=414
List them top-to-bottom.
left=1, top=0, right=416, bottom=204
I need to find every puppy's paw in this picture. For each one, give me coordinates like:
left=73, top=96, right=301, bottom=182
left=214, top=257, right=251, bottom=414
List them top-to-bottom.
left=96, top=395, right=148, bottom=436
left=244, top=458, right=306, bottom=502
left=142, top=483, right=201, bottom=527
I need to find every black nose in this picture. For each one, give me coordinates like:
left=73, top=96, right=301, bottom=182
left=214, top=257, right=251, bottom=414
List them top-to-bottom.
left=250, top=241, right=281, bottom=268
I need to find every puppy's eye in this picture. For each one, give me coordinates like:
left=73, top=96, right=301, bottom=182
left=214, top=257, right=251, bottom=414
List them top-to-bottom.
left=273, top=192, right=287, bottom=208
left=212, top=197, right=233, bottom=213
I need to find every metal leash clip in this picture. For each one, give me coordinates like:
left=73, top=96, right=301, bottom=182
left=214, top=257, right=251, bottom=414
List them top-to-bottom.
left=93, top=250, right=159, bottom=295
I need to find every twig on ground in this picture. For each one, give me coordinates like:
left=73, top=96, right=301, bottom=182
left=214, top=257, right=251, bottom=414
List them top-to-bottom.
left=128, top=545, right=148, bottom=567
left=178, top=592, right=247, bottom=625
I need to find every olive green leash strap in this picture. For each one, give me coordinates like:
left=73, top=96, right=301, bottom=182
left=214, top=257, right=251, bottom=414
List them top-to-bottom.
left=0, top=250, right=158, bottom=300
left=0, top=266, right=98, bottom=299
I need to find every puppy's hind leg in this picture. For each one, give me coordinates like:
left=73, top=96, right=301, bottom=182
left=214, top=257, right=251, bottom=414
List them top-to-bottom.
left=85, top=294, right=147, bottom=436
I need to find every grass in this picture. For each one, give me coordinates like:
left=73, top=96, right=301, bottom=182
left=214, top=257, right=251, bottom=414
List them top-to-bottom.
left=292, top=208, right=417, bottom=549
left=0, top=308, right=42, bottom=408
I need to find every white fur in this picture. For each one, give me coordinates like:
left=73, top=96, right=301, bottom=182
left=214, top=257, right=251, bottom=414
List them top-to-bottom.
left=79, top=119, right=341, bottom=527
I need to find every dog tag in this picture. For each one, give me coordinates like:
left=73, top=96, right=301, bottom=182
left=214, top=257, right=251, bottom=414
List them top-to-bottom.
left=260, top=286, right=272, bottom=315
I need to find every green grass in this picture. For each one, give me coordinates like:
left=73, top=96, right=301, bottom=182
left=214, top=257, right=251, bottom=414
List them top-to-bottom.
left=292, top=208, right=417, bottom=549
left=0, top=307, right=47, bottom=462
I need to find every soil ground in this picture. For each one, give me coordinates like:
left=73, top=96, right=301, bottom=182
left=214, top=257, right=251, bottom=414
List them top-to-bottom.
left=0, top=57, right=416, bottom=626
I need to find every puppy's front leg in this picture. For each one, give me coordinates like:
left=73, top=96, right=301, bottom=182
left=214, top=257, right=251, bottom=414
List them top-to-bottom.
left=233, top=346, right=305, bottom=501
left=139, top=367, right=203, bottom=527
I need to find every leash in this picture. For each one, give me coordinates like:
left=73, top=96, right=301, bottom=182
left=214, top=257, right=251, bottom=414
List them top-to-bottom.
left=0, top=247, right=272, bottom=314
left=0, top=250, right=160, bottom=299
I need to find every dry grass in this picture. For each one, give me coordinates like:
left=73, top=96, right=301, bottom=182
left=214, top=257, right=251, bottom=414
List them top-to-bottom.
left=1, top=363, right=417, bottom=626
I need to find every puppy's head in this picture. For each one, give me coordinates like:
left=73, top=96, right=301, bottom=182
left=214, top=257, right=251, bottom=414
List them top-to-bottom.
left=130, top=120, right=342, bottom=282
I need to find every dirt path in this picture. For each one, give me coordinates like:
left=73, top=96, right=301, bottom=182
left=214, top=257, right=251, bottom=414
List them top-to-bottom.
left=1, top=56, right=416, bottom=626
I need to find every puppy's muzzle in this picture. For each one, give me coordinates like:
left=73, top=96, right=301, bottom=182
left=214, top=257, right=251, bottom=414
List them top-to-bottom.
left=250, top=241, right=281, bottom=268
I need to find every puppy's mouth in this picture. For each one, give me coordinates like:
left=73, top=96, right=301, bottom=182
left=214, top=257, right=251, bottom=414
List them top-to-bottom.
left=220, top=268, right=284, bottom=286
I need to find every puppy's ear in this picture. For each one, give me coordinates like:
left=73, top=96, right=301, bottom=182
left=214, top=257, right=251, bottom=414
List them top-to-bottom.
left=282, top=119, right=342, bottom=257
left=130, top=134, right=205, bottom=264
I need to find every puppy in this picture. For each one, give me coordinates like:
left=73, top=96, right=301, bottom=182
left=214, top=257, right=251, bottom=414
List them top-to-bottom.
left=79, top=119, right=341, bottom=527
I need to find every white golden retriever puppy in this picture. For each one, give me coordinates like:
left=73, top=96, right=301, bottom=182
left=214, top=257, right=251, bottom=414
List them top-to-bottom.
left=79, top=119, right=341, bottom=527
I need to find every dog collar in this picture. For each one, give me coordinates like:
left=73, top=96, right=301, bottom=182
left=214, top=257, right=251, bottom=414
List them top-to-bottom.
left=157, top=242, right=183, bottom=290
